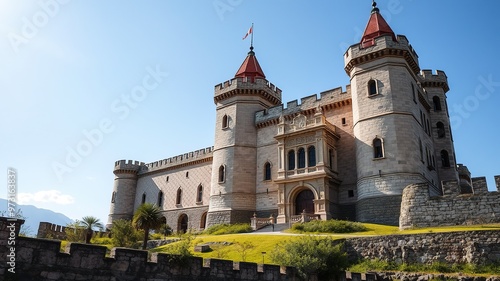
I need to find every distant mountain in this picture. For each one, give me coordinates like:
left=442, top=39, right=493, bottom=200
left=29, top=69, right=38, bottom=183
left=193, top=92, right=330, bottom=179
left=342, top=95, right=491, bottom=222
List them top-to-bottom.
left=0, top=198, right=74, bottom=236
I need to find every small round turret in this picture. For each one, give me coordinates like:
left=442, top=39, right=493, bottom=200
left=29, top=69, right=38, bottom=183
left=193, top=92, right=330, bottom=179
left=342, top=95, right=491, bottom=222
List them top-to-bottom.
left=106, top=160, right=143, bottom=229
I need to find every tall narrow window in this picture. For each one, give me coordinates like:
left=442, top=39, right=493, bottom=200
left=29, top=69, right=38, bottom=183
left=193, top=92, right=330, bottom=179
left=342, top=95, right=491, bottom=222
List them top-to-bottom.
left=368, top=79, right=377, bottom=96
left=412, top=84, right=416, bottom=103
left=433, top=96, right=442, bottom=111
left=222, top=114, right=228, bottom=129
left=437, top=122, right=445, bottom=138
left=373, top=137, right=384, bottom=158
left=419, top=139, right=423, bottom=162
left=307, top=146, right=316, bottom=167
left=298, top=148, right=306, bottom=168
left=329, top=149, right=334, bottom=169
left=288, top=150, right=295, bottom=170
left=441, top=150, right=450, bottom=167
left=264, top=162, right=271, bottom=181
left=218, top=165, right=225, bottom=183
left=185, top=171, right=189, bottom=178
left=197, top=185, right=203, bottom=202
left=176, top=188, right=182, bottom=205
left=111, top=191, right=116, bottom=203
left=157, top=191, right=163, bottom=207
left=141, top=193, right=146, bottom=204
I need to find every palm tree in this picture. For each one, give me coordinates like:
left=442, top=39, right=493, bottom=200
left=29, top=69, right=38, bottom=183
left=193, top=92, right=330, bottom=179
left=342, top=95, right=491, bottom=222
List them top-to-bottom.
left=133, top=203, right=164, bottom=250
left=80, top=216, right=104, bottom=244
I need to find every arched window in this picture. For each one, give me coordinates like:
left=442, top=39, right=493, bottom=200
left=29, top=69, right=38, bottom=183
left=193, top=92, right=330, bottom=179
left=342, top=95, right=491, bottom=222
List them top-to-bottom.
left=368, top=79, right=377, bottom=96
left=433, top=96, right=442, bottom=111
left=222, top=114, right=229, bottom=129
left=437, top=122, right=445, bottom=138
left=373, top=137, right=384, bottom=158
left=307, top=146, right=316, bottom=167
left=297, top=148, right=306, bottom=168
left=288, top=150, right=295, bottom=170
left=441, top=150, right=450, bottom=167
left=264, top=162, right=271, bottom=181
left=218, top=165, right=225, bottom=183
left=185, top=171, right=189, bottom=178
left=197, top=185, right=203, bottom=202
left=176, top=188, right=182, bottom=205
left=111, top=191, right=116, bottom=203
left=157, top=191, right=163, bottom=207
left=141, top=193, right=146, bottom=204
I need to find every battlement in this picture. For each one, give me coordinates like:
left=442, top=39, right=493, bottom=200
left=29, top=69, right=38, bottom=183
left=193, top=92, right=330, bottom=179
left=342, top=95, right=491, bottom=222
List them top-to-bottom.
left=344, top=34, right=420, bottom=75
left=418, top=69, right=449, bottom=92
left=214, top=77, right=282, bottom=105
left=255, top=86, right=351, bottom=126
left=140, top=146, right=214, bottom=174
left=113, top=159, right=144, bottom=173
left=400, top=176, right=500, bottom=229
left=37, top=221, right=109, bottom=240
left=3, top=227, right=297, bottom=280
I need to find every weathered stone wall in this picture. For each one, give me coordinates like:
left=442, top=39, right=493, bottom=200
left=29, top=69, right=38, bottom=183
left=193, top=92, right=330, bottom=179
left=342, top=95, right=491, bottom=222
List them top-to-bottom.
left=400, top=178, right=500, bottom=229
left=344, top=230, right=500, bottom=265
left=0, top=234, right=296, bottom=280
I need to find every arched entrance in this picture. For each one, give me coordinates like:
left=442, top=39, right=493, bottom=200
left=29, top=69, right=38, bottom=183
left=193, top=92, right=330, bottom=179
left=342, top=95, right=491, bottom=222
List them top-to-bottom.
left=295, top=189, right=315, bottom=215
left=200, top=212, right=207, bottom=230
left=178, top=214, right=188, bottom=233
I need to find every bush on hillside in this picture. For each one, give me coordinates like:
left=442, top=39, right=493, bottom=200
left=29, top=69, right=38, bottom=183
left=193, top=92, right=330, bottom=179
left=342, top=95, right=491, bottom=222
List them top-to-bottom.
left=291, top=219, right=367, bottom=233
left=203, top=223, right=252, bottom=235
left=270, top=235, right=348, bottom=280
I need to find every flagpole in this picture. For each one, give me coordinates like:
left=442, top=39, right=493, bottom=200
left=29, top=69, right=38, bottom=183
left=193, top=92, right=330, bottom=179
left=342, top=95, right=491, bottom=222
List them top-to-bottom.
left=250, top=23, right=254, bottom=48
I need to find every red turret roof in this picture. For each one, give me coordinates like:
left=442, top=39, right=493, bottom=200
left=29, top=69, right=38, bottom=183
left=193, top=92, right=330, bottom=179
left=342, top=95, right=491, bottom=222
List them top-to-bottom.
left=360, top=2, right=397, bottom=48
left=234, top=47, right=266, bottom=80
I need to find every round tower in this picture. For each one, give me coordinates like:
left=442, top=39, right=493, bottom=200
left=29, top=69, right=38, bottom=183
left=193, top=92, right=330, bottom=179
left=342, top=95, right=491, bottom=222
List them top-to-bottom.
left=344, top=2, right=439, bottom=225
left=206, top=46, right=282, bottom=227
left=106, top=160, right=142, bottom=229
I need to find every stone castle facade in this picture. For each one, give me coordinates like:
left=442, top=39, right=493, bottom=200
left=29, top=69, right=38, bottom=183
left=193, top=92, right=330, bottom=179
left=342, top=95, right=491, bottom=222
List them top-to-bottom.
left=107, top=3, right=500, bottom=232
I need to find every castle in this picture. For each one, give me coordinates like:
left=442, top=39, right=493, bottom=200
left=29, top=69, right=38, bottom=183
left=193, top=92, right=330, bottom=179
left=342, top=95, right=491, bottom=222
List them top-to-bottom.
left=107, top=2, right=500, bottom=232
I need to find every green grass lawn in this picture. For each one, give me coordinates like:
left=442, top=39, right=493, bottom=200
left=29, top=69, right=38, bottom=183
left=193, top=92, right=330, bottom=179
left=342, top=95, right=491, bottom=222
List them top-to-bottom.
left=148, top=223, right=500, bottom=265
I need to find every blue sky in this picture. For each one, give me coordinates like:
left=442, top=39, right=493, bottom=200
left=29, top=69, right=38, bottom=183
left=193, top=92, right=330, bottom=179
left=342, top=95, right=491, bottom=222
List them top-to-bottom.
left=1, top=1, right=499, bottom=225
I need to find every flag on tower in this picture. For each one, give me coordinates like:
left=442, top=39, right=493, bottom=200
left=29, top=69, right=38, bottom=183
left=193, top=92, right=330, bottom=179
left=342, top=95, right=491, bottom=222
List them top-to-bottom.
left=242, top=25, right=253, bottom=40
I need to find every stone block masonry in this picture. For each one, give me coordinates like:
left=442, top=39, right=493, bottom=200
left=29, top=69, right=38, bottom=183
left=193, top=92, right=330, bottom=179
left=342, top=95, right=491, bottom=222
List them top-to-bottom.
left=400, top=177, right=500, bottom=229
left=343, top=230, right=500, bottom=266
left=0, top=232, right=297, bottom=280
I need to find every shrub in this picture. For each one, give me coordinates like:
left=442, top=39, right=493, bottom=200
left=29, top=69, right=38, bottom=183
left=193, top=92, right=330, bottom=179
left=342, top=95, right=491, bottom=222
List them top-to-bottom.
left=110, top=219, right=142, bottom=248
left=291, top=219, right=367, bottom=233
left=65, top=221, right=86, bottom=242
left=203, top=223, right=252, bottom=235
left=270, top=235, right=348, bottom=280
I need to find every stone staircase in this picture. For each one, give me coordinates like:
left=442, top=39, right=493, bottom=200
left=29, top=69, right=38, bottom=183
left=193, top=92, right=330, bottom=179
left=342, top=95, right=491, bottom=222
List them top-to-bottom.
left=253, top=223, right=289, bottom=233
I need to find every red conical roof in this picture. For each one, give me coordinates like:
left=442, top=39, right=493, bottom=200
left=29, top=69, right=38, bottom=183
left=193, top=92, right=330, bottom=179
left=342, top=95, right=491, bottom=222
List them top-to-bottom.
left=360, top=2, right=397, bottom=48
left=235, top=47, right=266, bottom=79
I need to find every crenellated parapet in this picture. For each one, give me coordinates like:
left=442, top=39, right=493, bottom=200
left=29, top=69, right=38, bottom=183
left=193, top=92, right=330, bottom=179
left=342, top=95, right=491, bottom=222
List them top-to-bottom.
left=344, top=34, right=420, bottom=75
left=418, top=69, right=449, bottom=92
left=214, top=77, right=282, bottom=106
left=255, top=86, right=351, bottom=127
left=140, top=146, right=214, bottom=174
left=113, top=160, right=143, bottom=175
left=400, top=176, right=500, bottom=229
left=5, top=227, right=297, bottom=280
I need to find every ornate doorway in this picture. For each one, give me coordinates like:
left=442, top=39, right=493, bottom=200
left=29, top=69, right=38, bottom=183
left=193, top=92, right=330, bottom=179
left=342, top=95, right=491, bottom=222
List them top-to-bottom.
left=295, top=189, right=314, bottom=214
